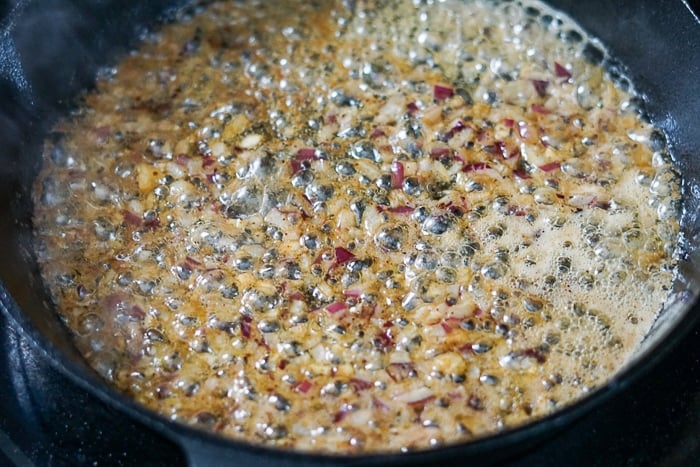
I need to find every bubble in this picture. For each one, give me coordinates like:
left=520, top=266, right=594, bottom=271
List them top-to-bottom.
left=350, top=141, right=381, bottom=162
left=225, top=185, right=261, bottom=219
left=422, top=215, right=452, bottom=235
left=376, top=226, right=406, bottom=251
left=481, top=262, right=507, bottom=280
left=77, top=313, right=104, bottom=336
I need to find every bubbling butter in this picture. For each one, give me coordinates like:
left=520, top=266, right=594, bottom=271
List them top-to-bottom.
left=33, top=0, right=681, bottom=453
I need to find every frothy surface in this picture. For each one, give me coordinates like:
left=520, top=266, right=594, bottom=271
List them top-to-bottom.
left=33, top=0, right=681, bottom=453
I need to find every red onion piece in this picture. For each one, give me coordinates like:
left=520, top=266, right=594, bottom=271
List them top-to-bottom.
left=554, top=61, right=572, bottom=79
left=531, top=79, right=549, bottom=98
left=434, top=84, right=454, bottom=100
left=407, top=102, right=419, bottom=113
left=531, top=104, right=550, bottom=114
left=503, top=118, right=515, bottom=128
left=441, top=120, right=467, bottom=141
left=370, top=128, right=387, bottom=138
left=495, top=141, right=508, bottom=159
left=429, top=147, right=452, bottom=158
left=291, top=148, right=319, bottom=173
left=297, top=148, right=317, bottom=158
left=175, top=154, right=191, bottom=167
left=390, top=159, right=405, bottom=189
left=539, top=162, right=561, bottom=172
left=513, top=169, right=532, bottom=179
left=378, top=205, right=415, bottom=214
left=123, top=210, right=142, bottom=226
left=144, top=217, right=161, bottom=231
left=334, top=246, right=355, bottom=264
left=342, top=289, right=361, bottom=298
left=287, top=290, right=305, bottom=301
left=326, top=301, right=348, bottom=314
left=128, top=305, right=146, bottom=321
left=241, top=316, right=252, bottom=338
left=440, top=317, right=462, bottom=334
left=373, top=329, right=393, bottom=352
left=458, top=342, right=474, bottom=354
left=349, top=378, right=373, bottom=392
left=295, top=379, right=312, bottom=394
left=333, top=407, right=349, bottom=423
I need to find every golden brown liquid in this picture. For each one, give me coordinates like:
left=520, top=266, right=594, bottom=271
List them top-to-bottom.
left=33, top=0, right=680, bottom=453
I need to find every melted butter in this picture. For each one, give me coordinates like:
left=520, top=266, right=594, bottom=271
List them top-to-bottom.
left=33, top=0, right=681, bottom=453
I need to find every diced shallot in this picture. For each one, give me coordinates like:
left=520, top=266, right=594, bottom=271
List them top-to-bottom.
left=554, top=61, right=572, bottom=79
left=530, top=79, right=549, bottom=98
left=433, top=84, right=454, bottom=100
left=531, top=104, right=550, bottom=114
left=429, top=147, right=452, bottom=158
left=391, top=160, right=405, bottom=189
left=539, top=162, right=561, bottom=172
left=377, top=205, right=415, bottom=214
left=334, top=246, right=355, bottom=264
left=326, top=301, right=348, bottom=314
left=295, top=379, right=312, bottom=394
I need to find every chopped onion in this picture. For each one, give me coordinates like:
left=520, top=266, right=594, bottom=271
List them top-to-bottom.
left=554, top=61, right=572, bottom=79
left=530, top=79, right=549, bottom=98
left=433, top=84, right=454, bottom=100
left=531, top=104, right=550, bottom=114
left=441, top=120, right=467, bottom=141
left=370, top=128, right=387, bottom=138
left=429, top=147, right=452, bottom=158
left=291, top=148, right=319, bottom=173
left=297, top=148, right=317, bottom=158
left=390, top=159, right=405, bottom=189
left=538, top=162, right=561, bottom=172
left=513, top=169, right=532, bottom=179
left=378, top=205, right=415, bottom=214
left=123, top=210, right=142, bottom=226
left=334, top=246, right=355, bottom=264
left=326, top=301, right=348, bottom=314
left=241, top=316, right=252, bottom=338
left=440, top=317, right=462, bottom=334
left=349, top=378, right=373, bottom=392
left=295, top=379, right=313, bottom=394
left=333, top=406, right=349, bottom=423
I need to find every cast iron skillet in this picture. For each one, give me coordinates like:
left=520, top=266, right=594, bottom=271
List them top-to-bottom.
left=1, top=0, right=699, bottom=465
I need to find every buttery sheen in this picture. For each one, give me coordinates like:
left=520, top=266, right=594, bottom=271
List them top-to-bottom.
left=33, top=0, right=681, bottom=453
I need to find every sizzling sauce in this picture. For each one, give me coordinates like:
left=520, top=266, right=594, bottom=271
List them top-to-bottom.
left=33, top=0, right=681, bottom=453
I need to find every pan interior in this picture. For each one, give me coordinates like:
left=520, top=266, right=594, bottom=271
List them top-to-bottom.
left=0, top=0, right=698, bottom=459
